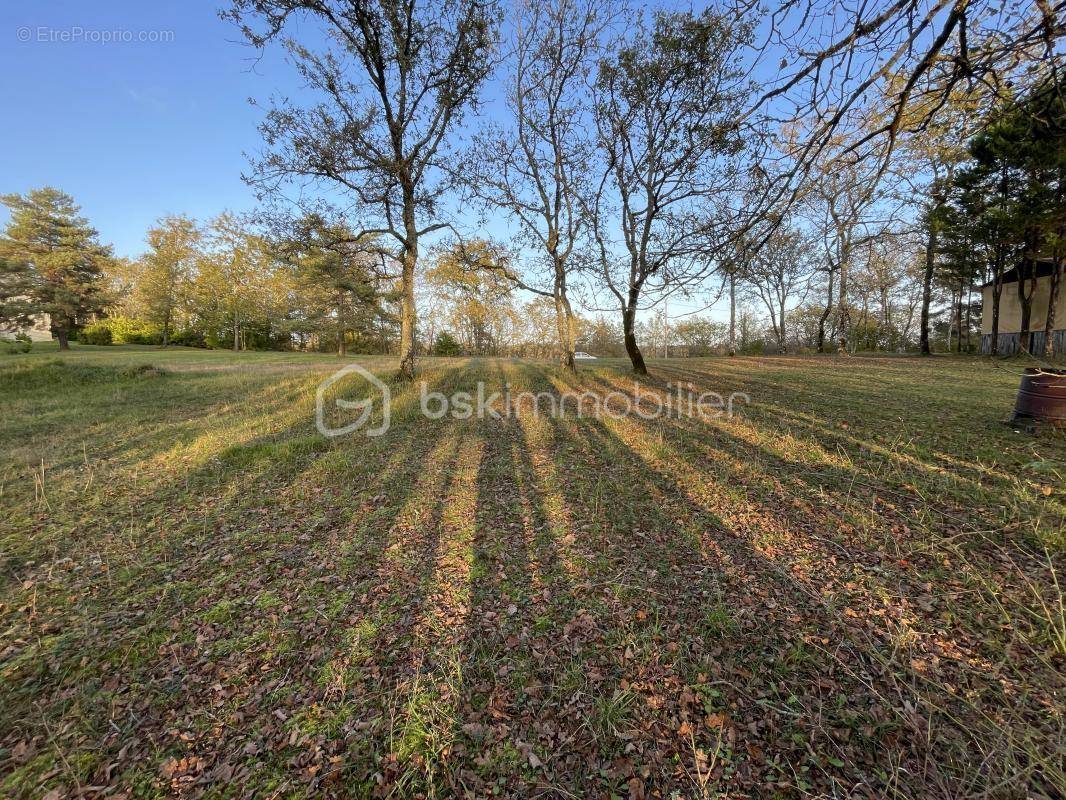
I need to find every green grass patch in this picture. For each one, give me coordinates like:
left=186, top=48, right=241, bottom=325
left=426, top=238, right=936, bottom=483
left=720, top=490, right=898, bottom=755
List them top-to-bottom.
left=0, top=348, right=1063, bottom=798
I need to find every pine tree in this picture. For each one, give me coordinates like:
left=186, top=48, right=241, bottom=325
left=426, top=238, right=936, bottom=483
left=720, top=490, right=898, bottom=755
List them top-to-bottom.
left=963, top=81, right=1066, bottom=354
left=0, top=188, right=112, bottom=349
left=280, top=220, right=391, bottom=356
left=0, top=254, right=36, bottom=330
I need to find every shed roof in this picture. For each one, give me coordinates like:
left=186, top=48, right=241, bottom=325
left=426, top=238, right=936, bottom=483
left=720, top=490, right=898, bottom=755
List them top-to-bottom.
left=978, top=258, right=1060, bottom=289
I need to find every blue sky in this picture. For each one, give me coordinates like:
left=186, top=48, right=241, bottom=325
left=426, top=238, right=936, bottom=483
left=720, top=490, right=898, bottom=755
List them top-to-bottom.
left=0, top=1, right=294, bottom=259
left=0, top=1, right=734, bottom=319
left=0, top=2, right=530, bottom=259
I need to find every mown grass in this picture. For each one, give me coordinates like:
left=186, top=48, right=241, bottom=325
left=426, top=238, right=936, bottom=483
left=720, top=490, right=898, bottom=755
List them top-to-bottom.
left=0, top=343, right=1063, bottom=798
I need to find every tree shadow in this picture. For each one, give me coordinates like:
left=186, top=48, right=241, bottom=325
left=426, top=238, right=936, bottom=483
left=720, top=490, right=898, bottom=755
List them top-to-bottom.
left=4, top=357, right=1061, bottom=798
left=0, top=362, right=482, bottom=796
left=570, top=364, right=1064, bottom=797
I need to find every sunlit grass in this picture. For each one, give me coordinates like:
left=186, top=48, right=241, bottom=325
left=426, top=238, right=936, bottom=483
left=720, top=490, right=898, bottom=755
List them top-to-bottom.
left=1, top=347, right=1063, bottom=798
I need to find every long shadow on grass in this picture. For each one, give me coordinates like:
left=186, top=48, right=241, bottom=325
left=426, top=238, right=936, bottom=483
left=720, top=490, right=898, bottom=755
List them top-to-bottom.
left=5, top=358, right=1057, bottom=798
left=650, top=359, right=1058, bottom=504
left=232, top=360, right=502, bottom=794
left=411, top=361, right=885, bottom=796
left=440, top=361, right=596, bottom=796
left=0, top=362, right=484, bottom=797
left=616, top=362, right=1066, bottom=567
left=129, top=365, right=485, bottom=794
left=601, top=365, right=1064, bottom=609
left=571, top=366, right=1063, bottom=797
left=544, top=398, right=902, bottom=795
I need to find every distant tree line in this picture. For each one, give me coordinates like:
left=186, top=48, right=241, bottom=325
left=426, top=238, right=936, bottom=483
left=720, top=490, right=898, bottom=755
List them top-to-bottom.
left=2, top=1, right=1060, bottom=363
left=0, top=193, right=930, bottom=358
left=0, top=195, right=399, bottom=353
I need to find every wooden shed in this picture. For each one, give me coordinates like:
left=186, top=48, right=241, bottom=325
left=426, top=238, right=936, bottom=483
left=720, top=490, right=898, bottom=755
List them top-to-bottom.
left=980, top=259, right=1065, bottom=355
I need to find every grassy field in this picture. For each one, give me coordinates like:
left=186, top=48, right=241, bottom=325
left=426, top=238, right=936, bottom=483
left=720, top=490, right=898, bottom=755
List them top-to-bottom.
left=1, top=344, right=1063, bottom=799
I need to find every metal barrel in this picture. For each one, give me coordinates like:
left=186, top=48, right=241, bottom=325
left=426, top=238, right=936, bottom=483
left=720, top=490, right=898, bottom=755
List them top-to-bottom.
left=1014, top=368, right=1066, bottom=426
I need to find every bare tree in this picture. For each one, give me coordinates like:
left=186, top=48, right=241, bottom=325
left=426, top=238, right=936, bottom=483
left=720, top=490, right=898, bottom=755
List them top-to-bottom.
left=225, top=0, right=499, bottom=378
left=469, top=0, right=613, bottom=370
left=743, top=0, right=1060, bottom=176
left=724, top=5, right=1060, bottom=356
left=590, top=7, right=753, bottom=374
left=885, top=77, right=982, bottom=354
left=804, top=157, right=885, bottom=353
left=742, top=225, right=815, bottom=352
left=851, top=232, right=924, bottom=350
left=727, top=268, right=738, bottom=356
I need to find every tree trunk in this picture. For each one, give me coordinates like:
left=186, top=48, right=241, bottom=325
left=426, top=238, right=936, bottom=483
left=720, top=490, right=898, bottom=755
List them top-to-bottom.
left=398, top=192, right=419, bottom=380
left=919, top=216, right=937, bottom=356
left=1018, top=229, right=1038, bottom=354
left=990, top=245, right=1004, bottom=356
left=398, top=250, right=417, bottom=377
left=1045, top=253, right=1063, bottom=358
left=837, top=259, right=850, bottom=354
left=817, top=269, right=834, bottom=353
left=728, top=272, right=736, bottom=356
left=954, top=285, right=963, bottom=354
left=964, top=286, right=972, bottom=353
left=554, top=289, right=576, bottom=370
left=337, top=290, right=346, bottom=356
left=622, top=295, right=647, bottom=375
left=778, top=295, right=787, bottom=353
left=564, top=301, right=577, bottom=369
left=233, top=311, right=240, bottom=352
left=162, top=314, right=170, bottom=348
left=56, top=326, right=70, bottom=350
